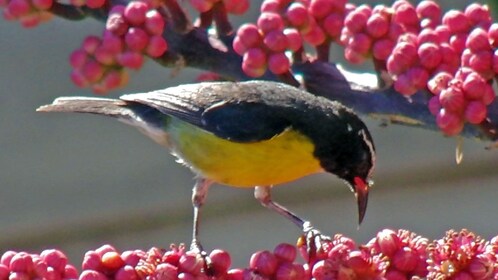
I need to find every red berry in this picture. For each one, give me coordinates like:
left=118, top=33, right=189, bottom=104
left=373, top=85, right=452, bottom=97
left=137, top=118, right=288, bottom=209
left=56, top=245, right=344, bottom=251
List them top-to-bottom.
left=6, top=0, right=29, bottom=17
left=32, top=0, right=52, bottom=10
left=86, top=0, right=105, bottom=9
left=189, top=0, right=213, bottom=13
left=260, top=0, right=280, bottom=13
left=309, top=0, right=336, bottom=20
left=416, top=0, right=441, bottom=22
left=124, top=1, right=149, bottom=26
left=285, top=2, right=308, bottom=27
left=393, top=2, right=419, bottom=27
left=465, top=3, right=491, bottom=29
left=344, top=6, right=370, bottom=33
left=144, top=10, right=164, bottom=35
left=443, top=10, right=469, bottom=33
left=257, top=12, right=284, bottom=33
left=323, top=13, right=343, bottom=38
left=366, top=13, right=389, bottom=38
left=236, top=24, right=262, bottom=48
left=302, top=24, right=325, bottom=46
left=488, top=24, right=498, bottom=48
left=434, top=25, right=450, bottom=43
left=125, top=27, right=149, bottom=51
left=283, top=28, right=302, bottom=51
left=417, top=28, right=440, bottom=45
left=466, top=28, right=490, bottom=52
left=263, top=29, right=289, bottom=52
left=102, top=32, right=124, bottom=54
left=348, top=32, right=371, bottom=55
left=449, top=33, right=467, bottom=55
left=146, top=35, right=168, bottom=57
left=82, top=36, right=102, bottom=54
left=232, top=37, right=247, bottom=55
left=372, top=39, right=394, bottom=61
left=418, top=42, right=442, bottom=69
left=94, top=45, right=115, bottom=65
left=345, top=47, right=366, bottom=64
left=243, top=48, right=267, bottom=68
left=69, top=49, right=88, bottom=68
left=118, top=51, right=144, bottom=69
left=469, top=51, right=492, bottom=76
left=268, top=52, right=290, bottom=74
left=81, top=60, right=105, bottom=83
left=241, top=62, right=266, bottom=77
left=70, top=70, right=89, bottom=87
left=427, top=71, right=453, bottom=95
left=462, top=72, right=486, bottom=100
left=394, top=73, right=417, bottom=96
left=482, top=83, right=496, bottom=105
left=439, top=85, right=466, bottom=113
left=428, top=96, right=441, bottom=116
left=465, top=101, right=487, bottom=124
left=437, top=109, right=464, bottom=135
left=273, top=243, right=296, bottom=263
left=392, top=247, right=418, bottom=272
left=41, top=249, right=67, bottom=272
left=209, top=249, right=231, bottom=275
left=250, top=250, right=278, bottom=276
left=1, top=251, right=16, bottom=267
left=101, top=251, right=125, bottom=270
left=178, top=252, right=204, bottom=276
left=9, top=253, right=34, bottom=273
left=311, top=260, right=333, bottom=279
left=153, top=263, right=178, bottom=280
left=275, top=263, right=305, bottom=280
left=0, top=264, right=9, bottom=280
left=63, top=264, right=79, bottom=279
left=115, top=265, right=139, bottom=280
left=226, top=268, right=244, bottom=280
left=79, top=270, right=108, bottom=280
left=8, top=272, right=30, bottom=280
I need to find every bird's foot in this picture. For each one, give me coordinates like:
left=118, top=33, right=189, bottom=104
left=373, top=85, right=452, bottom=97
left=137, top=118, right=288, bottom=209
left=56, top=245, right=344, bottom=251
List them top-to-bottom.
left=298, top=222, right=332, bottom=265
left=190, top=239, right=214, bottom=275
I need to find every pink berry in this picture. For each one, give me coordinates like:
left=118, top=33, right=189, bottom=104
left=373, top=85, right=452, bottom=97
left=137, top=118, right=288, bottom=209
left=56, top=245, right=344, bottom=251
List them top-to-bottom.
left=6, top=0, right=29, bottom=18
left=223, top=0, right=249, bottom=15
left=260, top=0, right=280, bottom=13
left=309, top=0, right=335, bottom=20
left=416, top=0, right=441, bottom=22
left=124, top=1, right=149, bottom=26
left=285, top=2, right=308, bottom=27
left=393, top=2, right=419, bottom=27
left=465, top=3, right=491, bottom=29
left=344, top=6, right=369, bottom=33
left=144, top=10, right=164, bottom=35
left=443, top=10, right=469, bottom=33
left=257, top=12, right=284, bottom=33
left=106, top=13, right=129, bottom=36
left=322, top=13, right=343, bottom=38
left=366, top=13, right=389, bottom=38
left=236, top=24, right=262, bottom=48
left=302, top=24, right=325, bottom=46
left=488, top=24, right=498, bottom=48
left=434, top=25, right=450, bottom=42
left=125, top=27, right=149, bottom=51
left=283, top=28, right=302, bottom=51
left=417, top=28, right=440, bottom=45
left=466, top=28, right=490, bottom=52
left=263, top=29, right=288, bottom=52
left=101, top=32, right=124, bottom=54
left=347, top=32, right=371, bottom=55
left=449, top=33, right=467, bottom=55
left=146, top=35, right=168, bottom=57
left=83, top=36, right=102, bottom=54
left=232, top=36, right=247, bottom=55
left=372, top=39, right=394, bottom=60
left=387, top=42, right=418, bottom=75
left=418, top=42, right=442, bottom=69
left=439, top=43, right=460, bottom=71
left=93, top=45, right=115, bottom=65
left=345, top=47, right=366, bottom=64
left=243, top=48, right=267, bottom=68
left=69, top=49, right=88, bottom=68
left=118, top=51, right=144, bottom=69
left=469, top=51, right=492, bottom=76
left=268, top=52, right=290, bottom=74
left=81, top=60, right=105, bottom=83
left=241, top=62, right=266, bottom=77
left=407, top=66, right=429, bottom=89
left=102, top=69, right=127, bottom=90
left=70, top=70, right=89, bottom=87
left=427, top=71, right=453, bottom=95
left=462, top=72, right=486, bottom=100
left=482, top=83, right=496, bottom=106
left=439, top=85, right=466, bottom=113
left=465, top=101, right=487, bottom=124
left=437, top=109, right=464, bottom=135
left=273, top=243, right=297, bottom=263
left=392, top=247, right=418, bottom=272
left=41, top=249, right=67, bottom=272
left=209, top=249, right=231, bottom=275
left=250, top=250, right=278, bottom=276
left=1, top=251, right=16, bottom=267
left=101, top=251, right=125, bottom=270
left=346, top=251, right=370, bottom=272
left=178, top=252, right=204, bottom=276
left=9, top=253, right=34, bottom=273
left=311, top=260, right=333, bottom=279
left=153, top=263, right=178, bottom=280
left=275, top=263, right=305, bottom=280
left=0, top=264, right=9, bottom=280
left=63, top=264, right=79, bottom=278
left=115, top=265, right=139, bottom=280
left=226, top=268, right=244, bottom=280
left=79, top=270, right=107, bottom=280
left=8, top=272, right=30, bottom=280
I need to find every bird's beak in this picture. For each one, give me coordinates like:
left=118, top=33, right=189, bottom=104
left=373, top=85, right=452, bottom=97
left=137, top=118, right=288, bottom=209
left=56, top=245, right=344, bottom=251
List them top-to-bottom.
left=353, top=176, right=370, bottom=225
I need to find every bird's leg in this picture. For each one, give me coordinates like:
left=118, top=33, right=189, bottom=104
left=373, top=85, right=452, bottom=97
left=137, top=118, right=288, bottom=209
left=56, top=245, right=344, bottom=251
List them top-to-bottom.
left=190, top=178, right=213, bottom=254
left=254, top=186, right=331, bottom=263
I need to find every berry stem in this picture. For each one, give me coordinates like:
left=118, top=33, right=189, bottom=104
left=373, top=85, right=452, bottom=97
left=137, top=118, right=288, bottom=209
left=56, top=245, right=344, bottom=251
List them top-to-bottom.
left=163, top=0, right=191, bottom=33
left=212, top=1, right=232, bottom=36
left=48, top=2, right=87, bottom=20
left=198, top=10, right=213, bottom=29
left=315, top=40, right=331, bottom=62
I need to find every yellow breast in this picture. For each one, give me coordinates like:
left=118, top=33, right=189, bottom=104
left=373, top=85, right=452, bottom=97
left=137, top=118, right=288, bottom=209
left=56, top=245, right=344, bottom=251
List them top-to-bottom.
left=166, top=119, right=323, bottom=187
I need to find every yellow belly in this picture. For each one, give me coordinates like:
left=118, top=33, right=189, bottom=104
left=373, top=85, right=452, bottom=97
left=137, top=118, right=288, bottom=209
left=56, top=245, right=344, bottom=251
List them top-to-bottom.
left=167, top=119, right=323, bottom=187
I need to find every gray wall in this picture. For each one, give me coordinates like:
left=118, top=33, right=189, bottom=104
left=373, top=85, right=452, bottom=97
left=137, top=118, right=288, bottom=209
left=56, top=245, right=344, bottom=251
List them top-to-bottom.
left=0, top=0, right=497, bottom=268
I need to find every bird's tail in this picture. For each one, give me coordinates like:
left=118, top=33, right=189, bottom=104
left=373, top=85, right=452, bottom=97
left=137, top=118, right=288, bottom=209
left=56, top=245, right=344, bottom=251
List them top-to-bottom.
left=37, top=97, right=169, bottom=145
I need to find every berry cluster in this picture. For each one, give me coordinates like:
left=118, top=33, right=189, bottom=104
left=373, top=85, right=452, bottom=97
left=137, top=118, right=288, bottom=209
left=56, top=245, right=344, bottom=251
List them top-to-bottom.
left=0, top=0, right=53, bottom=28
left=189, top=0, right=248, bottom=15
left=69, top=1, right=168, bottom=93
left=366, top=229, right=428, bottom=278
left=427, top=229, right=498, bottom=279
left=298, top=234, right=388, bottom=279
left=0, top=249, right=78, bottom=279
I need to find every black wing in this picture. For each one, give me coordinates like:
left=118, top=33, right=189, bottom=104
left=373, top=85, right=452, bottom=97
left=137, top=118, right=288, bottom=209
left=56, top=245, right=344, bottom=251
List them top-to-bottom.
left=120, top=83, right=291, bottom=142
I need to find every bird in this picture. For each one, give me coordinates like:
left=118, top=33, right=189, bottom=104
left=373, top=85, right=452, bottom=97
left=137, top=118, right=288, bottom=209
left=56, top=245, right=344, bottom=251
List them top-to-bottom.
left=37, top=80, right=375, bottom=252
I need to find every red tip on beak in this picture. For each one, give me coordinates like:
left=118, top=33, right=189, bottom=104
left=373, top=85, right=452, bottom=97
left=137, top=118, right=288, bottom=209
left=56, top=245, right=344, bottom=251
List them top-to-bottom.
left=353, top=176, right=370, bottom=225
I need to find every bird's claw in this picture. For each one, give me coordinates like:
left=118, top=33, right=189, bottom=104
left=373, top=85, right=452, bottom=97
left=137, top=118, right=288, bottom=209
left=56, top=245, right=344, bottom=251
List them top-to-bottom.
left=301, top=222, right=331, bottom=264
left=190, top=240, right=214, bottom=275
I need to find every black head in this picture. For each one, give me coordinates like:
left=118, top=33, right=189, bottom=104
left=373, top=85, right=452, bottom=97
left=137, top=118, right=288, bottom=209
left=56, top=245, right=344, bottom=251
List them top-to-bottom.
left=293, top=104, right=375, bottom=225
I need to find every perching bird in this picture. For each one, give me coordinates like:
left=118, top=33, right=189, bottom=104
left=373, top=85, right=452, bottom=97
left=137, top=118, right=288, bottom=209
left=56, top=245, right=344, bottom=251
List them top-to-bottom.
left=37, top=80, right=375, bottom=251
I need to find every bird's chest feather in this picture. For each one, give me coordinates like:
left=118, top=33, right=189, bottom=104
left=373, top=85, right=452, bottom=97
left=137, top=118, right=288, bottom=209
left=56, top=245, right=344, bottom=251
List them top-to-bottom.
left=167, top=119, right=323, bottom=187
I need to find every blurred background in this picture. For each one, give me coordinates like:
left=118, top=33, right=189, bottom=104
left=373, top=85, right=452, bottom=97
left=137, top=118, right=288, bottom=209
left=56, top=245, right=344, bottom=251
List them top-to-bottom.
left=0, top=0, right=497, bottom=267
